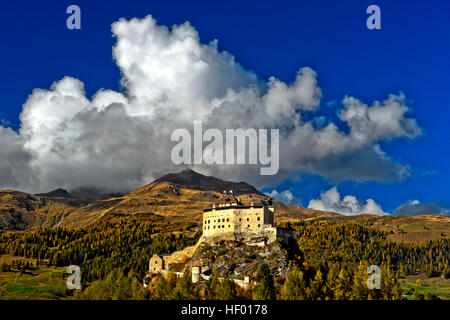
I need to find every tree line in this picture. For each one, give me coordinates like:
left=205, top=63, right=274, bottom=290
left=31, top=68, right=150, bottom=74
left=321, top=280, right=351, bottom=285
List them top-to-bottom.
left=0, top=214, right=200, bottom=283
left=0, top=217, right=448, bottom=300
left=290, top=221, right=449, bottom=278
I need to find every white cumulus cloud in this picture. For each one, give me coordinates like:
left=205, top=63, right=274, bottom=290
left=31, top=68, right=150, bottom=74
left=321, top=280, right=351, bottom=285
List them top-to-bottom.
left=0, top=14, right=422, bottom=193
left=308, top=187, right=387, bottom=215
left=266, top=190, right=301, bottom=206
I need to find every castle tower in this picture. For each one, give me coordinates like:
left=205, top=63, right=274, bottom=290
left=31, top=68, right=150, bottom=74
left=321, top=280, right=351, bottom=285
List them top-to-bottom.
left=268, top=199, right=275, bottom=213
left=149, top=254, right=164, bottom=274
left=191, top=261, right=201, bottom=283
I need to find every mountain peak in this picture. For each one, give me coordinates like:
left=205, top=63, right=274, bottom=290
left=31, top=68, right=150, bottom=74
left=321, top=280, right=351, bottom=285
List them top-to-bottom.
left=138, top=169, right=262, bottom=196
left=70, top=186, right=125, bottom=201
left=36, top=188, right=74, bottom=198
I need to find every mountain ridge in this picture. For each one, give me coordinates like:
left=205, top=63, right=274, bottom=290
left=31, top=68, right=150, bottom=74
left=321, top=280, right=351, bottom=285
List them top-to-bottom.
left=128, top=168, right=262, bottom=197
left=0, top=169, right=449, bottom=242
left=0, top=169, right=332, bottom=229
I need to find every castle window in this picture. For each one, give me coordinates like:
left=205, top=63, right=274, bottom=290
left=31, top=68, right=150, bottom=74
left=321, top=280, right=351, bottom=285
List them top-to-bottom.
left=257, top=217, right=260, bottom=221
left=222, top=218, right=225, bottom=222
left=227, top=218, right=229, bottom=222
left=239, top=218, right=242, bottom=221
left=247, top=218, right=249, bottom=221
left=258, top=224, right=261, bottom=227
left=228, top=225, right=231, bottom=228
left=247, top=225, right=250, bottom=228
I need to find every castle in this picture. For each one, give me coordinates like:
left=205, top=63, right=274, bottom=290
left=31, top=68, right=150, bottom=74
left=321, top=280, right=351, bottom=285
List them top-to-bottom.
left=145, top=195, right=296, bottom=287
left=202, top=195, right=295, bottom=245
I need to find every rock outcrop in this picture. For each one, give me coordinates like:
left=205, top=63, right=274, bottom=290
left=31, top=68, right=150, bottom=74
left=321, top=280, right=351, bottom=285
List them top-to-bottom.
left=187, top=240, right=296, bottom=280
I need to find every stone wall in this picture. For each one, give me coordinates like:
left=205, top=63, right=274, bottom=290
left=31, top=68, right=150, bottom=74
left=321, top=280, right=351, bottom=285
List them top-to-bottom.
left=203, top=205, right=274, bottom=240
left=202, top=226, right=295, bottom=246
left=276, top=227, right=297, bottom=243
left=148, top=236, right=203, bottom=274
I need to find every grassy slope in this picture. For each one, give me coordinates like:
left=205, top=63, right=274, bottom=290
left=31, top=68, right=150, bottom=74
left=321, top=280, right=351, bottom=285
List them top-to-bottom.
left=322, top=213, right=450, bottom=242
left=0, top=255, right=68, bottom=300
left=400, top=273, right=450, bottom=300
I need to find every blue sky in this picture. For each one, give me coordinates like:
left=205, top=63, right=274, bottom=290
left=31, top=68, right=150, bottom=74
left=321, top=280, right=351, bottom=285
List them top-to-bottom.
left=0, top=0, right=449, bottom=214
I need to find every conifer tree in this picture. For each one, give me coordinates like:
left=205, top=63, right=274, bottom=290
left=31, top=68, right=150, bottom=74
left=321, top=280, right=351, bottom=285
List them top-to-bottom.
left=351, top=262, right=369, bottom=300
left=253, top=263, right=275, bottom=300
left=280, top=264, right=307, bottom=300
left=381, top=264, right=402, bottom=300
left=307, top=268, right=325, bottom=300
left=334, top=268, right=352, bottom=300
left=173, top=269, right=198, bottom=300
left=208, top=269, right=221, bottom=299
left=217, top=273, right=236, bottom=300
left=153, top=275, right=170, bottom=300
left=131, top=277, right=148, bottom=300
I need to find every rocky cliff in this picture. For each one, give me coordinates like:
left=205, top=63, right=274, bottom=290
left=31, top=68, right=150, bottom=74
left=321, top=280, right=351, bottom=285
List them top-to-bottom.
left=186, top=240, right=300, bottom=280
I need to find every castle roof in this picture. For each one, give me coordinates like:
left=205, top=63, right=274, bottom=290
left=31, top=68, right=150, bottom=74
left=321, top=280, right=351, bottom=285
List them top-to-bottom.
left=215, top=194, right=242, bottom=205
left=203, top=195, right=275, bottom=212
left=203, top=205, right=266, bottom=212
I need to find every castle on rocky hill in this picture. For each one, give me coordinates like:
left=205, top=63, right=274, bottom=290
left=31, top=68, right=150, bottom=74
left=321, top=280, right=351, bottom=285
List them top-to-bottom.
left=202, top=194, right=296, bottom=245
left=145, top=195, right=296, bottom=287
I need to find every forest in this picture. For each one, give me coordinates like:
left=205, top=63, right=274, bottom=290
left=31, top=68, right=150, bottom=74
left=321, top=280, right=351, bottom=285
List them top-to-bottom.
left=0, top=216, right=448, bottom=300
